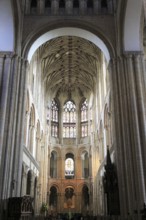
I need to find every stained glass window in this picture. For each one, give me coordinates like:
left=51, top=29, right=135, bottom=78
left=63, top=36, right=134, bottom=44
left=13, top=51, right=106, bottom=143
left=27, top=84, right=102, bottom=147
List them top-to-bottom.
left=51, top=99, right=58, bottom=137
left=81, top=99, right=88, bottom=137
left=63, top=101, right=76, bottom=138
left=65, top=158, right=74, bottom=177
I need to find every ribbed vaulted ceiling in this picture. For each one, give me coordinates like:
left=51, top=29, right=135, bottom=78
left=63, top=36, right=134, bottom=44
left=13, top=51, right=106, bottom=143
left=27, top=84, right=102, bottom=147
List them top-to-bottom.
left=38, top=36, right=101, bottom=95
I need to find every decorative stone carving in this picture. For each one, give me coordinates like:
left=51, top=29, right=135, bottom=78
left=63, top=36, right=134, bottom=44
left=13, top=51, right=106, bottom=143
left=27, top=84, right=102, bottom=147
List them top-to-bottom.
left=8, top=196, right=33, bottom=219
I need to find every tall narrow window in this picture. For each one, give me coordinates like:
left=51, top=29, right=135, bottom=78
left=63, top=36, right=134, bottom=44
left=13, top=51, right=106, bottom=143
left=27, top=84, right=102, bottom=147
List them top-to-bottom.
left=51, top=99, right=59, bottom=137
left=81, top=99, right=88, bottom=137
left=63, top=101, right=76, bottom=138
left=65, top=153, right=74, bottom=179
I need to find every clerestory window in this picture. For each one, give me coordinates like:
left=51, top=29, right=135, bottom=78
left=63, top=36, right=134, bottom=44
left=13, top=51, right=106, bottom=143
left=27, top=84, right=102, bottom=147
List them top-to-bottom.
left=63, top=101, right=76, bottom=138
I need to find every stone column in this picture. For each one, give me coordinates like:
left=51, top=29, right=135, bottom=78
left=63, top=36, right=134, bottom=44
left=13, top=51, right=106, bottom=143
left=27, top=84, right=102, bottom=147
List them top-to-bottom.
left=25, top=0, right=31, bottom=14
left=38, top=0, right=45, bottom=14
left=51, top=0, right=59, bottom=15
left=65, top=0, right=73, bottom=15
left=79, top=0, right=87, bottom=15
left=93, top=0, right=101, bottom=14
left=107, top=0, right=113, bottom=14
left=0, top=52, right=15, bottom=168
left=0, top=53, right=28, bottom=219
left=109, top=53, right=146, bottom=218
left=11, top=58, right=28, bottom=197
left=76, top=106, right=79, bottom=145
left=59, top=107, right=63, bottom=145
left=24, top=111, right=30, bottom=147
left=32, top=126, right=36, bottom=157
left=57, top=156, right=62, bottom=178
left=62, top=156, right=65, bottom=179
left=21, top=168, right=27, bottom=196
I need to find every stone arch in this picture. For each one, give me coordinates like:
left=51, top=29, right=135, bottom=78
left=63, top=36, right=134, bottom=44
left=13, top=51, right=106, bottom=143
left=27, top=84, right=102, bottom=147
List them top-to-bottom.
left=124, top=0, right=143, bottom=51
left=22, top=24, right=114, bottom=63
left=51, top=146, right=61, bottom=157
left=78, top=146, right=87, bottom=157
left=63, top=182, right=76, bottom=191
left=78, top=182, right=90, bottom=192
left=49, top=183, right=61, bottom=193
left=64, top=185, right=76, bottom=209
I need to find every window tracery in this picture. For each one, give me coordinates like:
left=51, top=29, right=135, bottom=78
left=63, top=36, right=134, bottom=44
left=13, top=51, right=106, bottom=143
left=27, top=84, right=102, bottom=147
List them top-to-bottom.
left=63, top=101, right=76, bottom=138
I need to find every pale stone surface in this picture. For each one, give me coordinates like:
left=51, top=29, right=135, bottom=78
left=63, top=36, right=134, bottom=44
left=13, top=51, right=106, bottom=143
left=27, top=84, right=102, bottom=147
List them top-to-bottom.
left=0, top=1, right=146, bottom=220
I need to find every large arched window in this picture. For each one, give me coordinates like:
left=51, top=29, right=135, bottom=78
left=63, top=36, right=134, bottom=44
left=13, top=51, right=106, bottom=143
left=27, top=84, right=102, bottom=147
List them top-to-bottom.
left=51, top=99, right=59, bottom=137
left=81, top=99, right=88, bottom=137
left=63, top=101, right=76, bottom=138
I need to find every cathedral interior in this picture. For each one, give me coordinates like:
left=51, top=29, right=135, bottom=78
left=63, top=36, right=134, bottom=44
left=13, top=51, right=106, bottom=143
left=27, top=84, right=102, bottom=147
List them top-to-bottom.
left=0, top=0, right=146, bottom=219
